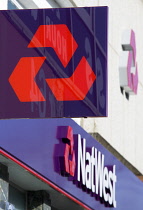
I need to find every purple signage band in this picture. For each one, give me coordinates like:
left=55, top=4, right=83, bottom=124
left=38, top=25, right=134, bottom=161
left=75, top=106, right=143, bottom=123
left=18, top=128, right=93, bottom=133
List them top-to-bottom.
left=0, top=7, right=108, bottom=118
left=0, top=118, right=143, bottom=209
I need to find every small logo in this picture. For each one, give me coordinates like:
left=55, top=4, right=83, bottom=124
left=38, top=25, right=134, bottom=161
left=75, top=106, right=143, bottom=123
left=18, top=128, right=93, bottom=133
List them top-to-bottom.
left=119, top=29, right=138, bottom=95
left=58, top=126, right=76, bottom=176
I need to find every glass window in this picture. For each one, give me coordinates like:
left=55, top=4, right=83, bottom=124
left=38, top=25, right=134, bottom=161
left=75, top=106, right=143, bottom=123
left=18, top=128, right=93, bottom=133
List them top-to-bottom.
left=8, top=0, right=18, bottom=9
left=8, top=0, right=24, bottom=10
left=9, top=185, right=26, bottom=210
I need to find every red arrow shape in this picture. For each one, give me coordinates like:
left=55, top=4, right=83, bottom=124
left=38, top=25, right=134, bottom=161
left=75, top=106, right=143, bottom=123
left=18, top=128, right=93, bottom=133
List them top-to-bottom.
left=28, top=24, right=78, bottom=68
left=9, top=57, right=46, bottom=102
left=46, top=57, right=96, bottom=101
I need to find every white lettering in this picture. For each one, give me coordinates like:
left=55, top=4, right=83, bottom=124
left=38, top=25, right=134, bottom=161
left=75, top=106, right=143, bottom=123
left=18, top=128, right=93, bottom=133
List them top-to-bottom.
left=78, top=135, right=86, bottom=185
left=77, top=136, right=117, bottom=207
left=91, top=147, right=95, bottom=193
left=95, top=149, right=104, bottom=197
left=85, top=152, right=91, bottom=189
left=112, top=165, right=117, bottom=208
left=103, top=166, right=109, bottom=202
left=108, top=170, right=113, bottom=205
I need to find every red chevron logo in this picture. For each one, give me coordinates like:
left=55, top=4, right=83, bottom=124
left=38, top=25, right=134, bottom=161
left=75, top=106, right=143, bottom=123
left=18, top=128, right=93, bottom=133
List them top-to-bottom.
left=9, top=24, right=96, bottom=102
left=28, top=24, right=78, bottom=68
left=9, top=57, right=46, bottom=102
left=46, top=57, right=96, bottom=101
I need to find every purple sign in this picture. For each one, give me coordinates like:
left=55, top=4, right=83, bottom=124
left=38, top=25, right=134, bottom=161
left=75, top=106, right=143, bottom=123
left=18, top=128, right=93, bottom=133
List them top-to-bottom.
left=0, top=7, right=108, bottom=118
left=0, top=118, right=143, bottom=209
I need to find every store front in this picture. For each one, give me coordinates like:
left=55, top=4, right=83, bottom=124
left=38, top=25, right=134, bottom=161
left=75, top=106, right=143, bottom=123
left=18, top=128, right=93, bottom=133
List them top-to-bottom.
left=1, top=3, right=143, bottom=210
left=1, top=118, right=143, bottom=210
left=0, top=153, right=82, bottom=210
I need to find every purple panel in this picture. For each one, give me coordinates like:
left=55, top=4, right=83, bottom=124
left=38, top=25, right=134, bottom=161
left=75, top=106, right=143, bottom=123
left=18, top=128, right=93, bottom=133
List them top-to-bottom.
left=0, top=7, right=108, bottom=118
left=0, top=118, right=143, bottom=210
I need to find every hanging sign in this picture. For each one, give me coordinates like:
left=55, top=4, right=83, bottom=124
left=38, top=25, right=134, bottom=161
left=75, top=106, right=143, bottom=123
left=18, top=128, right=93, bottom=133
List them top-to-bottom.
left=0, top=7, right=108, bottom=118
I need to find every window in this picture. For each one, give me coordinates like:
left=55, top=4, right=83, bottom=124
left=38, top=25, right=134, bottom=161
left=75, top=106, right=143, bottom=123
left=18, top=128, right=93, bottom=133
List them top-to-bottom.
left=8, top=0, right=23, bottom=10
left=9, top=184, right=26, bottom=210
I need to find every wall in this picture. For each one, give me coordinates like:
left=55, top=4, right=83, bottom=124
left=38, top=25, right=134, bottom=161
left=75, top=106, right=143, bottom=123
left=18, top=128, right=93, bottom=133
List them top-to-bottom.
left=0, top=0, right=8, bottom=9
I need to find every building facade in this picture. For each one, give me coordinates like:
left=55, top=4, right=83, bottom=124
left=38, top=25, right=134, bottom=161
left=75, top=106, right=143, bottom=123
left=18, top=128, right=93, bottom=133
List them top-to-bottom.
left=1, top=0, right=143, bottom=209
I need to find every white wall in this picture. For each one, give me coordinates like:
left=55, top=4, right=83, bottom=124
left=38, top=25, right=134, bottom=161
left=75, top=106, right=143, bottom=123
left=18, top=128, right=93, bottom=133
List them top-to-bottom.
left=0, top=0, right=8, bottom=10
left=73, top=0, right=143, bottom=174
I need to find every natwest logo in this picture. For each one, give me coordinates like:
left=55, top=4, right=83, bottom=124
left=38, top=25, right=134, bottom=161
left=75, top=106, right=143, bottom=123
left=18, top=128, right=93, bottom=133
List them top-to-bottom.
left=0, top=7, right=107, bottom=118
left=9, top=24, right=96, bottom=102
left=119, top=29, right=138, bottom=96
left=58, top=126, right=117, bottom=208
